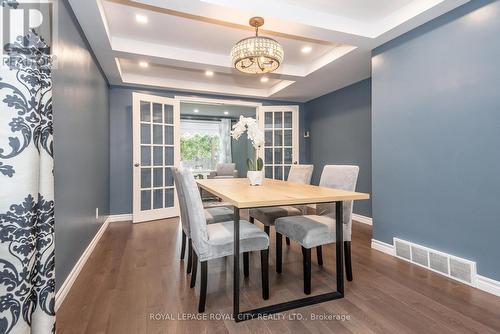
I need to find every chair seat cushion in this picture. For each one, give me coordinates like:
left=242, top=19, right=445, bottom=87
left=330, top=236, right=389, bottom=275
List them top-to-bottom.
left=204, top=206, right=234, bottom=224
left=249, top=206, right=302, bottom=226
left=275, top=215, right=350, bottom=249
left=199, top=220, right=269, bottom=261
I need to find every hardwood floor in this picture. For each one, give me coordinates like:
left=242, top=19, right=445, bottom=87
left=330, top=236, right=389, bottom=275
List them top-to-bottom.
left=57, top=215, right=500, bottom=334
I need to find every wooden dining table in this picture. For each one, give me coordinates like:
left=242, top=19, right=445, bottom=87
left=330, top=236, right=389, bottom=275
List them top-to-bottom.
left=196, top=177, right=370, bottom=322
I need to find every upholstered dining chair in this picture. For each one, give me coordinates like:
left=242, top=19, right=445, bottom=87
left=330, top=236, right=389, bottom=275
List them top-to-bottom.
left=248, top=164, right=314, bottom=244
left=274, top=165, right=359, bottom=295
left=175, top=167, right=270, bottom=312
left=173, top=168, right=234, bottom=275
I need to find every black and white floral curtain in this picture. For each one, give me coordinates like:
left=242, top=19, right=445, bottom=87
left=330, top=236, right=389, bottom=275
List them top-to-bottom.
left=0, top=1, right=56, bottom=333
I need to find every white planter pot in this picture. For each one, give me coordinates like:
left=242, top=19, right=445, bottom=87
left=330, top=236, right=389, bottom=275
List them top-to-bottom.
left=247, top=170, right=263, bottom=186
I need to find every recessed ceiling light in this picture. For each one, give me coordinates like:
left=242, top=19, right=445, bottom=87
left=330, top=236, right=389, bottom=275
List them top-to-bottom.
left=135, top=14, right=148, bottom=24
left=301, top=46, right=312, bottom=54
left=139, top=61, right=149, bottom=68
left=205, top=70, right=214, bottom=77
left=260, top=77, right=269, bottom=83
left=194, top=109, right=199, bottom=113
left=224, top=111, right=229, bottom=115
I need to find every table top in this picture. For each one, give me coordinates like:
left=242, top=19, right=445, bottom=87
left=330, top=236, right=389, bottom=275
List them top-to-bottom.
left=196, top=178, right=370, bottom=209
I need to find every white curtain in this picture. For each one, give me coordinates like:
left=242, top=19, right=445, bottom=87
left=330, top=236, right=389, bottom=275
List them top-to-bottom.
left=0, top=6, right=55, bottom=333
left=219, top=119, right=232, bottom=163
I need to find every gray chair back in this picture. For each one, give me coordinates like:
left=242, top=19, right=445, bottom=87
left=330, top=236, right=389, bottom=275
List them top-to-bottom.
left=216, top=163, right=236, bottom=176
left=287, top=164, right=314, bottom=184
left=316, top=165, right=359, bottom=238
left=173, top=167, right=190, bottom=236
left=177, top=167, right=210, bottom=257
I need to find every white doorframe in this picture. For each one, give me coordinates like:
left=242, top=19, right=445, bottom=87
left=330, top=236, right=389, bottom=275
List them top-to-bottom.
left=132, top=92, right=180, bottom=223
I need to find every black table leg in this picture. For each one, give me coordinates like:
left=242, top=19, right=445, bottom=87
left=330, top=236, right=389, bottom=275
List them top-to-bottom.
left=234, top=201, right=345, bottom=322
left=233, top=207, right=240, bottom=320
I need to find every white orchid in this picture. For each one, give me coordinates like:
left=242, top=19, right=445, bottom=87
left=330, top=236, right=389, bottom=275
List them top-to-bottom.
left=231, top=116, right=265, bottom=171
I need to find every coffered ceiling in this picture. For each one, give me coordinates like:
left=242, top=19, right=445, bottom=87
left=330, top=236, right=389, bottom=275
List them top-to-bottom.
left=69, top=0, right=469, bottom=102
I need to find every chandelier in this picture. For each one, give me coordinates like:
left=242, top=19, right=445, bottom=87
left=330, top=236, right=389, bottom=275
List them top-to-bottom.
left=231, top=17, right=284, bottom=74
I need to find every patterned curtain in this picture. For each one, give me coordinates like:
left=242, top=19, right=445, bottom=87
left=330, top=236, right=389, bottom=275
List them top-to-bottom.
left=0, top=1, right=56, bottom=333
left=219, top=118, right=232, bottom=164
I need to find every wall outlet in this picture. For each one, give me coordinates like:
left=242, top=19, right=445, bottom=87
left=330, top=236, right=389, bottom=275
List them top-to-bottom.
left=95, top=207, right=99, bottom=220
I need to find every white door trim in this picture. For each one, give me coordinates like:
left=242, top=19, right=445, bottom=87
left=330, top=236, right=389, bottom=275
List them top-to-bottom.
left=132, top=92, right=180, bottom=223
left=174, top=95, right=263, bottom=108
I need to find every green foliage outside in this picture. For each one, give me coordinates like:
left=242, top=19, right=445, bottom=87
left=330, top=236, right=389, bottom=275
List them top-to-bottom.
left=181, top=134, right=219, bottom=167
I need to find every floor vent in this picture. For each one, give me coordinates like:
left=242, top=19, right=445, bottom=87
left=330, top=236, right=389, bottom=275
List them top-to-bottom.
left=393, top=238, right=476, bottom=286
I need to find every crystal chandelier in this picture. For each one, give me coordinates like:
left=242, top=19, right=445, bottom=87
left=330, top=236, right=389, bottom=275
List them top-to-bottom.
left=231, top=17, right=284, bottom=74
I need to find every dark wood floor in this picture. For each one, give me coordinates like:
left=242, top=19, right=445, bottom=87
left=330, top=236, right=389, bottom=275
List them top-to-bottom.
left=57, top=214, right=500, bottom=334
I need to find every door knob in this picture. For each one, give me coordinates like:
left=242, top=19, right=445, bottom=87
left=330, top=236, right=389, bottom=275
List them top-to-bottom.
left=134, top=163, right=140, bottom=167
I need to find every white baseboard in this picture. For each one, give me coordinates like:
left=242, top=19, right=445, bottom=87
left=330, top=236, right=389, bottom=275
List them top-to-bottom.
left=106, top=213, right=132, bottom=222
left=352, top=214, right=373, bottom=226
left=55, top=216, right=111, bottom=311
left=371, top=238, right=500, bottom=298
left=371, top=238, right=395, bottom=256
left=477, top=275, right=500, bottom=297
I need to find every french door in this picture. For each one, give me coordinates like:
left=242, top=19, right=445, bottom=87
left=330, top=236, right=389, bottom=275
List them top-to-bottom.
left=132, top=93, right=180, bottom=223
left=258, top=106, right=299, bottom=181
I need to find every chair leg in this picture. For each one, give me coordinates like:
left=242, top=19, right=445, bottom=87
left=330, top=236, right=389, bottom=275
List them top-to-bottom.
left=249, top=216, right=255, bottom=224
left=264, top=225, right=270, bottom=235
left=180, top=230, right=187, bottom=260
left=276, top=232, right=283, bottom=273
left=286, top=237, right=291, bottom=246
left=186, top=239, right=193, bottom=274
left=344, top=241, right=353, bottom=281
left=316, top=246, right=323, bottom=266
left=302, top=247, right=311, bottom=295
left=260, top=249, right=269, bottom=300
left=190, top=251, right=198, bottom=288
left=243, top=252, right=250, bottom=278
left=198, top=261, right=208, bottom=312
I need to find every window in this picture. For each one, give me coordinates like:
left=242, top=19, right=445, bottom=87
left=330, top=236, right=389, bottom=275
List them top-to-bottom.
left=180, top=120, right=220, bottom=172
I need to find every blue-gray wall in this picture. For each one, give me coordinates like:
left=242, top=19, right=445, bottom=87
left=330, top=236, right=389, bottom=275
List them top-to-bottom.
left=53, top=0, right=110, bottom=290
left=372, top=0, right=500, bottom=280
left=305, top=79, right=372, bottom=217
left=110, top=86, right=309, bottom=214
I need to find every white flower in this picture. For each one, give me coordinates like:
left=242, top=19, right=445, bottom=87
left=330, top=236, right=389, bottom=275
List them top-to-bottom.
left=231, top=116, right=264, bottom=150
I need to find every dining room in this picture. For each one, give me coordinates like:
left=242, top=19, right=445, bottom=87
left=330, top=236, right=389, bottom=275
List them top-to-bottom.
left=1, top=0, right=500, bottom=333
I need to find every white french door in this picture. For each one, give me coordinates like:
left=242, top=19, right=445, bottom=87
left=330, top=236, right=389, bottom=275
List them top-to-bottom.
left=132, top=93, right=180, bottom=223
left=258, top=106, right=299, bottom=180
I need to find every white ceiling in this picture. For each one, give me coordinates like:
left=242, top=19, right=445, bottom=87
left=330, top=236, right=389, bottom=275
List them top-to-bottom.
left=69, top=0, right=469, bottom=102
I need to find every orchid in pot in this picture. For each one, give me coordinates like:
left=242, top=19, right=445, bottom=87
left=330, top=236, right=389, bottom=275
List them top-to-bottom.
left=231, top=116, right=265, bottom=185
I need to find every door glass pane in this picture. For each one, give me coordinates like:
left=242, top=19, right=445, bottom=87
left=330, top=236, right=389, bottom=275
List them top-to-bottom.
left=140, top=101, right=151, bottom=122
left=153, top=103, right=163, bottom=123
left=164, top=105, right=173, bottom=124
left=265, top=112, right=273, bottom=128
left=274, top=112, right=283, bottom=128
left=284, top=112, right=292, bottom=128
left=141, top=124, right=151, bottom=144
left=153, top=125, right=163, bottom=144
left=165, top=126, right=174, bottom=145
left=265, top=130, right=272, bottom=146
left=274, top=130, right=282, bottom=146
left=284, top=130, right=292, bottom=146
left=141, top=146, right=151, bottom=166
left=153, top=147, right=163, bottom=166
left=165, top=147, right=174, bottom=165
left=265, top=148, right=273, bottom=164
left=274, top=148, right=282, bottom=164
left=284, top=148, right=292, bottom=164
left=284, top=165, right=291, bottom=180
left=265, top=166, right=273, bottom=178
left=274, top=166, right=283, bottom=180
left=153, top=167, right=163, bottom=187
left=141, top=168, right=151, bottom=188
left=165, top=168, right=174, bottom=187
left=165, top=188, right=174, bottom=208
left=153, top=189, right=163, bottom=209
left=141, top=190, right=151, bottom=210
